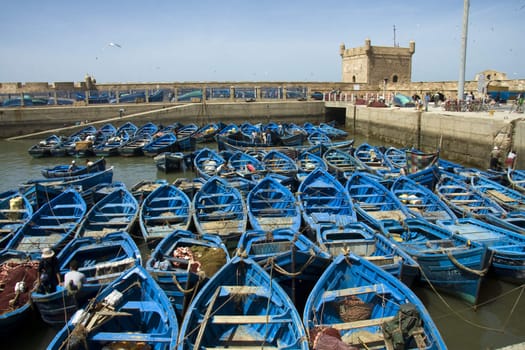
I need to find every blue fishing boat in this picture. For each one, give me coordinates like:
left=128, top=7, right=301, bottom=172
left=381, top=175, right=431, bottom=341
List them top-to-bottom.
left=115, top=121, right=138, bottom=137
left=192, top=122, right=220, bottom=143
left=319, top=122, right=348, bottom=139
left=174, top=123, right=198, bottom=151
left=307, top=130, right=331, bottom=145
left=93, top=131, right=131, bottom=157
left=142, top=132, right=178, bottom=157
left=118, top=133, right=153, bottom=157
left=27, top=135, right=63, bottom=158
left=354, top=142, right=398, bottom=177
left=383, top=146, right=407, bottom=169
left=193, top=147, right=226, bottom=180
left=323, top=147, right=370, bottom=183
left=262, top=149, right=299, bottom=179
left=226, top=150, right=267, bottom=180
left=153, top=151, right=185, bottom=172
left=296, top=151, right=327, bottom=182
left=40, top=157, right=106, bottom=178
left=406, top=164, right=441, bottom=190
left=22, top=167, right=114, bottom=194
left=297, top=168, right=356, bottom=238
left=508, top=169, right=525, bottom=193
left=346, top=173, right=489, bottom=304
left=436, top=173, right=507, bottom=220
left=470, top=174, right=525, bottom=212
left=246, top=175, right=301, bottom=232
left=391, top=175, right=457, bottom=223
left=192, top=176, right=247, bottom=244
left=130, top=178, right=169, bottom=203
left=139, top=184, right=192, bottom=245
left=76, top=187, right=139, bottom=238
left=6, top=188, right=87, bottom=256
left=0, top=192, right=33, bottom=248
left=437, top=217, right=525, bottom=284
left=316, top=222, right=420, bottom=287
left=236, top=228, right=331, bottom=303
left=146, top=230, right=230, bottom=321
left=31, top=231, right=141, bottom=327
left=0, top=250, right=39, bottom=336
left=303, top=253, right=447, bottom=350
left=177, top=256, right=309, bottom=349
left=48, top=265, right=178, bottom=350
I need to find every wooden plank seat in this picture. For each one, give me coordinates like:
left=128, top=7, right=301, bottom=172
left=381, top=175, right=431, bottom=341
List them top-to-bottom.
left=101, top=203, right=136, bottom=209
left=52, top=204, right=85, bottom=209
left=147, top=206, right=187, bottom=211
left=0, top=209, right=29, bottom=213
left=39, top=215, right=81, bottom=220
left=89, top=221, right=130, bottom=226
left=322, top=283, right=390, bottom=302
left=211, top=315, right=292, bottom=324
left=326, top=315, right=396, bottom=331
left=90, top=332, right=172, bottom=343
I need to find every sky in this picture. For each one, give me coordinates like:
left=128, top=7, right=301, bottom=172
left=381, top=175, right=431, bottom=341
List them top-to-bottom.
left=1, top=0, right=524, bottom=84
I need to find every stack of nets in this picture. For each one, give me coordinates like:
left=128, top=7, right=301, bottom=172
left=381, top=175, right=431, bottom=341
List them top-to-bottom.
left=338, top=295, right=373, bottom=322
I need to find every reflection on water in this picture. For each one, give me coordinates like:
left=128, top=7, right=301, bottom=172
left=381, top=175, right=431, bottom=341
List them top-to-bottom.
left=1, top=134, right=524, bottom=349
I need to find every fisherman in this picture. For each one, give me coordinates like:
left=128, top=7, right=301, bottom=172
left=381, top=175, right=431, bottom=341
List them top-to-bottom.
left=489, top=146, right=501, bottom=171
left=85, top=159, right=94, bottom=167
left=68, top=160, right=78, bottom=172
left=37, top=248, right=61, bottom=294
left=64, top=260, right=86, bottom=293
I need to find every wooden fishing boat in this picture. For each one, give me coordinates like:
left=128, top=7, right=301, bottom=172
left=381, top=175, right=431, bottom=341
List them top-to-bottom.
left=115, top=121, right=138, bottom=137
left=192, top=122, right=220, bottom=143
left=319, top=122, right=348, bottom=139
left=174, top=123, right=198, bottom=151
left=307, top=130, right=332, bottom=145
left=92, top=131, right=131, bottom=157
left=142, top=132, right=178, bottom=157
left=118, top=133, right=153, bottom=157
left=27, top=135, right=63, bottom=158
left=354, top=142, right=398, bottom=177
left=383, top=146, right=407, bottom=169
left=193, top=147, right=227, bottom=180
left=323, top=147, right=370, bottom=183
left=262, top=149, right=299, bottom=179
left=226, top=150, right=267, bottom=180
left=153, top=151, right=185, bottom=172
left=296, top=151, right=327, bottom=182
left=40, top=157, right=107, bottom=178
left=406, top=164, right=441, bottom=190
left=22, top=167, right=114, bottom=194
left=297, top=168, right=357, bottom=238
left=508, top=169, right=525, bottom=193
left=347, top=173, right=489, bottom=304
left=436, top=173, right=507, bottom=220
left=471, top=174, right=525, bottom=212
left=246, top=175, right=301, bottom=232
left=391, top=175, right=457, bottom=223
left=192, top=176, right=247, bottom=244
left=130, top=178, right=169, bottom=203
left=139, top=184, right=192, bottom=245
left=76, top=187, right=139, bottom=238
left=5, top=188, right=87, bottom=256
left=0, top=192, right=33, bottom=248
left=436, top=217, right=525, bottom=284
left=316, top=222, right=420, bottom=287
left=235, top=228, right=331, bottom=303
left=146, top=229, right=230, bottom=321
left=31, top=231, right=141, bottom=327
left=0, top=250, right=39, bottom=336
left=303, top=253, right=447, bottom=350
left=177, top=256, right=309, bottom=349
left=48, top=265, right=178, bottom=350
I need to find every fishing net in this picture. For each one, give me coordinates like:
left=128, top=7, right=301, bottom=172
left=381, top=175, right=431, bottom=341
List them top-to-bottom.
left=171, top=245, right=227, bottom=277
left=0, top=260, right=38, bottom=314
left=338, top=295, right=372, bottom=322
left=382, top=303, right=423, bottom=350
left=310, top=326, right=358, bottom=350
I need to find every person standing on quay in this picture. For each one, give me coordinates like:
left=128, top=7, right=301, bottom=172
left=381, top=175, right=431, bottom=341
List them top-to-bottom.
left=489, top=146, right=501, bottom=171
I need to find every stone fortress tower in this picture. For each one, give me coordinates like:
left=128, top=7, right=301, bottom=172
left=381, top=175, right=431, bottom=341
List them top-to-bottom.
left=339, top=38, right=415, bottom=86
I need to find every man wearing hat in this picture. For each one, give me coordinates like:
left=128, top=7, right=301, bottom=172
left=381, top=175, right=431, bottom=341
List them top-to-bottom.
left=68, top=160, right=78, bottom=172
left=37, top=248, right=61, bottom=294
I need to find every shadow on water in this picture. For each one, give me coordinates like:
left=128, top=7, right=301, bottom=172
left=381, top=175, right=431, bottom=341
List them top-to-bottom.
left=1, top=130, right=525, bottom=349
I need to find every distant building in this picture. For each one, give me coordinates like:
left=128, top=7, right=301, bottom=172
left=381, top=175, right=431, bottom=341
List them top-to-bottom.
left=339, top=38, right=415, bottom=86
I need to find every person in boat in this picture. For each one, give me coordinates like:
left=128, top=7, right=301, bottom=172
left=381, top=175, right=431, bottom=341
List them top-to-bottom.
left=505, top=149, right=517, bottom=171
left=85, top=159, right=94, bottom=167
left=203, top=159, right=217, bottom=174
left=68, top=160, right=78, bottom=172
left=37, top=248, right=61, bottom=294
left=64, top=260, right=86, bottom=293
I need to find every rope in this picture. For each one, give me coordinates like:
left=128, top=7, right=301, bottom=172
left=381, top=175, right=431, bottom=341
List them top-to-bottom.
left=445, top=249, right=488, bottom=277
left=267, top=250, right=317, bottom=277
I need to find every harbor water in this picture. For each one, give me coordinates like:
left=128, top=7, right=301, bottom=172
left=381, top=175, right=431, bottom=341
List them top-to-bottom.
left=0, top=134, right=524, bottom=349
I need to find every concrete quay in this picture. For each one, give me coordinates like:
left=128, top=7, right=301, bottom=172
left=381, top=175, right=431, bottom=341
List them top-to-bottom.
left=331, top=101, right=525, bottom=169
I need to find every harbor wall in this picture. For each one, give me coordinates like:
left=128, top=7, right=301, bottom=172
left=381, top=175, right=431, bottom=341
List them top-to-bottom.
left=1, top=101, right=325, bottom=139
left=345, top=104, right=525, bottom=169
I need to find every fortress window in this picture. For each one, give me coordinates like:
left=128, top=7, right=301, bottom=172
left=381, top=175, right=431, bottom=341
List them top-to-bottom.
left=392, top=75, right=398, bottom=83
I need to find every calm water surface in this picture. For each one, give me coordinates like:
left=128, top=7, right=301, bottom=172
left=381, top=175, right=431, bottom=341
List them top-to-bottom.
left=1, top=135, right=524, bottom=349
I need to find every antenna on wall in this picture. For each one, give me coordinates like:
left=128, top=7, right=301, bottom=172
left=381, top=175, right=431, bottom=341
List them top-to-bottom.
left=393, top=25, right=397, bottom=47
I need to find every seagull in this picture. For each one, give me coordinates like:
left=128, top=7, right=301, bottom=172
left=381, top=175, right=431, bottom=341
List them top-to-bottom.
left=108, top=42, right=122, bottom=48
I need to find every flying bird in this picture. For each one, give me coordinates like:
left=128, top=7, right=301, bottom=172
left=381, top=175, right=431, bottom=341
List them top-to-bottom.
left=108, top=42, right=122, bottom=48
